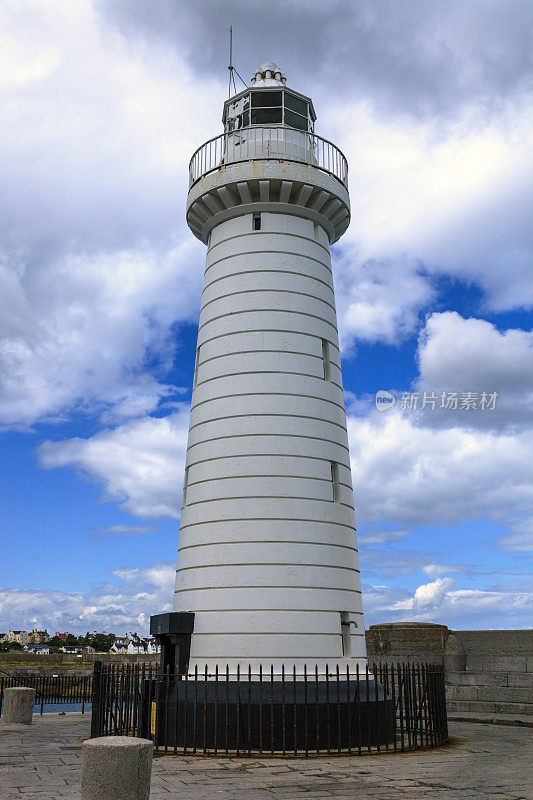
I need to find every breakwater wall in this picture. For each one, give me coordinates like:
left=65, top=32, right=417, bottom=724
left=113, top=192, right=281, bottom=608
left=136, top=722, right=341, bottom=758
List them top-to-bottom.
left=366, top=623, right=533, bottom=716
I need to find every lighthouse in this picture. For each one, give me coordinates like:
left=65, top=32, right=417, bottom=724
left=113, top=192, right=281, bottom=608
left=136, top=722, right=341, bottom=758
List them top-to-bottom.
left=153, top=63, right=366, bottom=686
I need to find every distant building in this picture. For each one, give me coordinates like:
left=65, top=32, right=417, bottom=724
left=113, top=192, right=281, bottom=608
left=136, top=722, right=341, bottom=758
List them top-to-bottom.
left=28, top=629, right=50, bottom=644
left=8, top=630, right=29, bottom=645
left=54, top=632, right=69, bottom=641
left=0, top=633, right=7, bottom=642
left=109, top=634, right=160, bottom=655
left=109, top=636, right=130, bottom=654
left=26, top=643, right=50, bottom=655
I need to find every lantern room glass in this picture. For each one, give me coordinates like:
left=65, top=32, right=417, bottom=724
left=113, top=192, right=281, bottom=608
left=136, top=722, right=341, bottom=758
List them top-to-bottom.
left=225, top=90, right=312, bottom=133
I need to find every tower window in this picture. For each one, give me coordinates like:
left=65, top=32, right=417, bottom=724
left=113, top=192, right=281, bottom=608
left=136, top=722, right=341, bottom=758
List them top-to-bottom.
left=250, top=91, right=282, bottom=125
left=253, top=214, right=261, bottom=231
left=313, top=222, right=320, bottom=241
left=321, top=339, right=331, bottom=381
left=193, top=345, right=201, bottom=387
left=331, top=461, right=340, bottom=503
left=183, top=466, right=189, bottom=505
left=340, top=612, right=351, bottom=656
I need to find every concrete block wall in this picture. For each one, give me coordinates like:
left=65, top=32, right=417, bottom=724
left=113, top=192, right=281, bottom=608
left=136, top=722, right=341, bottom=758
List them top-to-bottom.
left=366, top=623, right=533, bottom=717
left=444, top=630, right=533, bottom=715
left=0, top=652, right=158, bottom=677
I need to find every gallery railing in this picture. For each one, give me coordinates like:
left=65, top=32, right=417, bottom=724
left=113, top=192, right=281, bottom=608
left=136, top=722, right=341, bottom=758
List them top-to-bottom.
left=189, top=126, right=348, bottom=189
left=90, top=661, right=448, bottom=755
left=0, top=674, right=93, bottom=715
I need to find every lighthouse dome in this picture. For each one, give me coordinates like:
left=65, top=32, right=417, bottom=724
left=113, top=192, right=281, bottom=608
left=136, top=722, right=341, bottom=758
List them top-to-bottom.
left=251, top=61, right=287, bottom=87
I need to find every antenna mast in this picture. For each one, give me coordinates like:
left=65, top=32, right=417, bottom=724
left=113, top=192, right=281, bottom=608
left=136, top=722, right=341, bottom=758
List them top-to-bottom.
left=227, top=26, right=248, bottom=97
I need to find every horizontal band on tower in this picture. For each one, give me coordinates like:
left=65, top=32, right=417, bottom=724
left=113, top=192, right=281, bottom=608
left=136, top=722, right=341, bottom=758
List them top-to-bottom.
left=206, top=237, right=331, bottom=263
left=203, top=268, right=335, bottom=297
left=201, top=287, right=336, bottom=315
left=198, top=307, right=340, bottom=334
left=196, top=329, right=341, bottom=357
left=197, top=348, right=334, bottom=368
left=191, top=390, right=345, bottom=414
left=188, top=412, right=348, bottom=435
left=186, top=430, right=349, bottom=451
left=185, top=474, right=352, bottom=489
left=178, top=517, right=357, bottom=532
left=177, top=539, right=358, bottom=553
left=176, top=562, right=359, bottom=574
left=175, top=586, right=363, bottom=593
left=174, top=609, right=364, bottom=615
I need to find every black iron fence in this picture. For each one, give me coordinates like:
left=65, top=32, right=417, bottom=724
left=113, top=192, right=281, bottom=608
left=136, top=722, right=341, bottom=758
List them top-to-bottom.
left=90, top=661, right=447, bottom=755
left=0, top=674, right=93, bottom=715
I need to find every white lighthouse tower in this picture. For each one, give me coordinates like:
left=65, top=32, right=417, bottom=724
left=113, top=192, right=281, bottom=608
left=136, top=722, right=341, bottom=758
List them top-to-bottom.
left=164, top=61, right=367, bottom=679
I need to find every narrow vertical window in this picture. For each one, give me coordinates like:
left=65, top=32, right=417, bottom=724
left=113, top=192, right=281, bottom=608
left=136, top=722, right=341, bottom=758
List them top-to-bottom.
left=253, top=213, right=261, bottom=230
left=313, top=221, right=320, bottom=241
left=322, top=339, right=331, bottom=381
left=193, top=345, right=201, bottom=387
left=331, top=461, right=340, bottom=503
left=183, top=466, right=189, bottom=506
left=340, top=612, right=351, bottom=656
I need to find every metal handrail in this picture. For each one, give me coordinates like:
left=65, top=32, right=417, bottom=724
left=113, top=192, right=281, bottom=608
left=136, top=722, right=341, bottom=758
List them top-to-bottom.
left=189, top=126, right=348, bottom=189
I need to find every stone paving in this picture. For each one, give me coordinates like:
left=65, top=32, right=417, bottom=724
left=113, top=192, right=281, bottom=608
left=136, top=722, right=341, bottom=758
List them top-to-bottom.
left=0, top=712, right=531, bottom=800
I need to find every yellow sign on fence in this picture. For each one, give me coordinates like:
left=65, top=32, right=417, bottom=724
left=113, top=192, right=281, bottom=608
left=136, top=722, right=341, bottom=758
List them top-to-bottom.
left=150, top=702, right=157, bottom=735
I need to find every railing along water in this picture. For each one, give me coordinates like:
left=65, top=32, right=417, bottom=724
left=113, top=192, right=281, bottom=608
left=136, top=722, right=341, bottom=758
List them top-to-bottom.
left=189, top=127, right=348, bottom=189
left=90, top=661, right=448, bottom=755
left=0, top=674, right=93, bottom=715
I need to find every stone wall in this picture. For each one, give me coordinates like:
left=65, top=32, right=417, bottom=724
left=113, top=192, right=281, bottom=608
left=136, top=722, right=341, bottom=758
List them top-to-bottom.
left=366, top=623, right=533, bottom=716
left=0, top=652, right=158, bottom=677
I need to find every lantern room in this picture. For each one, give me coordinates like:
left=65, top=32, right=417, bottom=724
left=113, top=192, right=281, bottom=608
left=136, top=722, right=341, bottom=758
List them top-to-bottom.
left=223, top=61, right=316, bottom=134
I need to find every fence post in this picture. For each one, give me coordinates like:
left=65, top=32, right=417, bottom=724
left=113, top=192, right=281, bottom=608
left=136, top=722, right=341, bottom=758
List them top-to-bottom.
left=90, top=661, right=103, bottom=738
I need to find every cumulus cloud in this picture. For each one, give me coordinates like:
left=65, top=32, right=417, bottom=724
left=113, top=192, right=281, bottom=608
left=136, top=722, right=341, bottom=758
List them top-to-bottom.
left=0, top=0, right=220, bottom=428
left=99, top=0, right=533, bottom=120
left=333, top=101, right=532, bottom=348
left=334, top=252, right=433, bottom=349
left=415, top=312, right=533, bottom=431
left=38, top=407, right=189, bottom=518
left=347, top=410, right=533, bottom=547
left=0, top=561, right=175, bottom=635
left=364, top=577, right=532, bottom=628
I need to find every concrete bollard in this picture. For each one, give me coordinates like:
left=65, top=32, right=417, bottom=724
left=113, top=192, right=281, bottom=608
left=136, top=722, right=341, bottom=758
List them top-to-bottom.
left=1, top=687, right=35, bottom=724
left=81, top=736, right=153, bottom=800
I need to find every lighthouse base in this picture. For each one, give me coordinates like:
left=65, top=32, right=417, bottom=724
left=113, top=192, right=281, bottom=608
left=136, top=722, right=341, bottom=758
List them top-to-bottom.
left=141, top=677, right=395, bottom=753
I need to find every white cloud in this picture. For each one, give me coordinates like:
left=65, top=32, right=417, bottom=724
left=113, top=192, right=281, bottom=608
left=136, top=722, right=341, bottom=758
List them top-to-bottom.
left=0, top=0, right=221, bottom=428
left=332, top=99, right=532, bottom=349
left=0, top=245, right=202, bottom=427
left=334, top=252, right=433, bottom=349
left=416, top=312, right=533, bottom=431
left=38, top=408, right=189, bottom=518
left=348, top=409, right=533, bottom=546
left=494, top=521, right=533, bottom=553
left=358, top=528, right=411, bottom=545
left=0, top=561, right=175, bottom=635
left=422, top=563, right=470, bottom=577
left=364, top=576, right=532, bottom=629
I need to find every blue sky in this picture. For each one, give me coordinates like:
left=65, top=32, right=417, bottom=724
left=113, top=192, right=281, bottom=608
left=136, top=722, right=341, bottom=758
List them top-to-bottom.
left=0, top=0, right=532, bottom=635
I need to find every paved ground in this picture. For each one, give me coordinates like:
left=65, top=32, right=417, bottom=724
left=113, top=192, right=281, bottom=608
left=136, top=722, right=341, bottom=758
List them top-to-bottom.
left=0, top=713, right=531, bottom=800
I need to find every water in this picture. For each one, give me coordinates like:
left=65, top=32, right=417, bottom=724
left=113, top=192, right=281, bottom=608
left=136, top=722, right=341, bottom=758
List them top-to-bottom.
left=33, top=701, right=92, bottom=714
